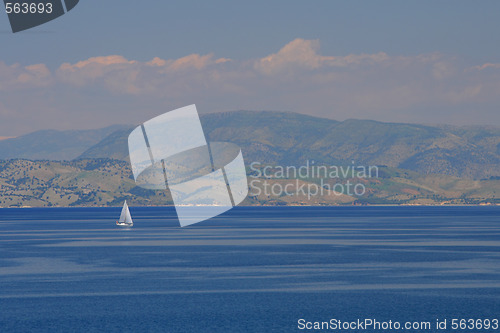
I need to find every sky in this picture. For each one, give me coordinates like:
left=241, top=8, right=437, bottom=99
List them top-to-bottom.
left=1, top=0, right=500, bottom=136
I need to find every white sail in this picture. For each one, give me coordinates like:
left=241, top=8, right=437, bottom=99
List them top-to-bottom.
left=117, top=200, right=133, bottom=226
left=119, top=200, right=128, bottom=222
left=124, top=204, right=133, bottom=224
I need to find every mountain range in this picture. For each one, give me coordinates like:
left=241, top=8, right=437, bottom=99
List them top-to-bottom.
left=0, top=111, right=498, bottom=207
left=3, top=111, right=498, bottom=180
left=0, top=125, right=130, bottom=161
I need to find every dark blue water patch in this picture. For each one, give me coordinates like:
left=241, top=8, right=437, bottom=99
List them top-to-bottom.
left=0, top=206, right=499, bottom=332
left=1, top=291, right=499, bottom=333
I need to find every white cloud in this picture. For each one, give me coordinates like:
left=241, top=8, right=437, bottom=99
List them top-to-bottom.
left=0, top=38, right=500, bottom=135
left=254, top=38, right=389, bottom=75
left=57, top=55, right=138, bottom=88
left=0, top=62, right=52, bottom=89
left=473, top=63, right=500, bottom=71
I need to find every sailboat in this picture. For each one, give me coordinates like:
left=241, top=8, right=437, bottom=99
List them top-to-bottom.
left=116, top=200, right=133, bottom=227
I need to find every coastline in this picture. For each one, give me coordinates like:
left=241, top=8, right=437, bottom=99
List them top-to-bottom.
left=2, top=203, right=499, bottom=209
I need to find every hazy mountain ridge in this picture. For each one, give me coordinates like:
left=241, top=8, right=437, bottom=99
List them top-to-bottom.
left=1, top=111, right=499, bottom=179
left=81, top=111, right=500, bottom=179
left=0, top=125, right=130, bottom=161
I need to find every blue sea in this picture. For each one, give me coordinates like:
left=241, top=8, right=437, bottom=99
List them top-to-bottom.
left=0, top=206, right=499, bottom=332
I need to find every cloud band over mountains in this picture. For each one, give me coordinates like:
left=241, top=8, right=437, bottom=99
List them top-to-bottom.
left=1, top=38, right=499, bottom=135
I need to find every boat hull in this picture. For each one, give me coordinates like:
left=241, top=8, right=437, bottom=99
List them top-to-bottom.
left=116, top=222, right=133, bottom=227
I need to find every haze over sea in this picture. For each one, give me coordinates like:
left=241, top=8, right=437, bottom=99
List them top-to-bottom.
left=0, top=206, right=499, bottom=332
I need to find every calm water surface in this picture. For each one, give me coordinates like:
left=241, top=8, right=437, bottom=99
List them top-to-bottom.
left=0, top=206, right=499, bottom=332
